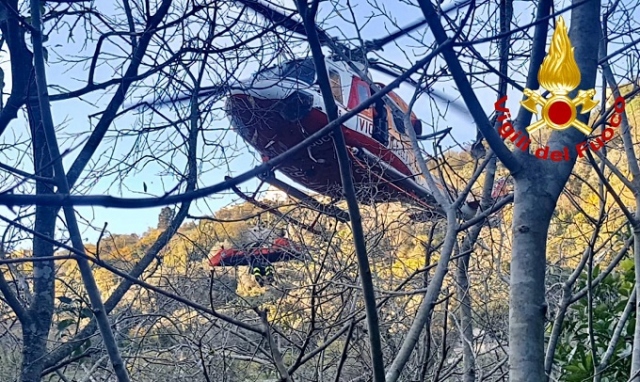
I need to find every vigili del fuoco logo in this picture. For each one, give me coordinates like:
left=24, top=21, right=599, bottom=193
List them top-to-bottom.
left=495, top=16, right=626, bottom=162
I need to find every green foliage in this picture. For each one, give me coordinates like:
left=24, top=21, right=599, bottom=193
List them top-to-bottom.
left=552, top=259, right=635, bottom=381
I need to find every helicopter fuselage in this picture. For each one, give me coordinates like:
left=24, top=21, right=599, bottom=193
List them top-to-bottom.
left=225, top=57, right=442, bottom=210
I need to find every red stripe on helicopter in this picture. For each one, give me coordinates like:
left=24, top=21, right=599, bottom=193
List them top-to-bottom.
left=307, top=108, right=414, bottom=177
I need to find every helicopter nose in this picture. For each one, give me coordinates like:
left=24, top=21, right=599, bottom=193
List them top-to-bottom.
left=229, top=78, right=306, bottom=100
left=228, top=79, right=315, bottom=122
left=278, top=91, right=314, bottom=121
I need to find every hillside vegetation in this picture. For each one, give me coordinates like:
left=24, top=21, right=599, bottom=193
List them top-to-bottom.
left=2, top=86, right=639, bottom=380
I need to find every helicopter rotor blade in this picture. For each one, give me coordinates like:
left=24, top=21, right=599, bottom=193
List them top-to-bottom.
left=129, top=0, right=325, bottom=110
left=131, top=0, right=475, bottom=112
left=234, top=0, right=471, bottom=59
left=235, top=0, right=337, bottom=48
left=366, top=0, right=472, bottom=52
left=365, top=19, right=429, bottom=52
left=369, top=62, right=469, bottom=117
left=369, top=62, right=422, bottom=89
left=125, top=84, right=227, bottom=110
left=169, top=86, right=226, bottom=106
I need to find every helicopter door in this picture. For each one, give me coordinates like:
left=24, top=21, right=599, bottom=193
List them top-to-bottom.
left=328, top=70, right=344, bottom=104
left=348, top=77, right=388, bottom=146
left=348, top=77, right=373, bottom=118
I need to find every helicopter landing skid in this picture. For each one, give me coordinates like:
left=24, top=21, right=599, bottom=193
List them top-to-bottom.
left=349, top=147, right=446, bottom=218
left=258, top=173, right=350, bottom=223
left=227, top=179, right=324, bottom=236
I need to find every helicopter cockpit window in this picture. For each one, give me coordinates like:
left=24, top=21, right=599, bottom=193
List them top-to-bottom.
left=281, top=58, right=316, bottom=85
left=255, top=65, right=281, bottom=80
left=329, top=71, right=343, bottom=103
left=356, top=83, right=370, bottom=104
left=392, top=109, right=406, bottom=134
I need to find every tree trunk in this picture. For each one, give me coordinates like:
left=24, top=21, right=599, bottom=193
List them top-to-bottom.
left=507, top=1, right=601, bottom=379
left=0, top=3, right=63, bottom=380
left=20, top=74, right=57, bottom=382
left=21, top=119, right=57, bottom=382
left=508, top=172, right=555, bottom=381
left=456, top=247, right=476, bottom=382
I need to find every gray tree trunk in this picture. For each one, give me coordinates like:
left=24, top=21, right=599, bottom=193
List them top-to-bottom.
left=29, top=0, right=130, bottom=379
left=415, top=0, right=600, bottom=379
left=508, top=1, right=601, bottom=380
left=455, top=2, right=513, bottom=380
left=0, top=3, right=59, bottom=379
left=21, top=91, right=57, bottom=382
left=507, top=173, right=556, bottom=381
left=456, top=245, right=476, bottom=382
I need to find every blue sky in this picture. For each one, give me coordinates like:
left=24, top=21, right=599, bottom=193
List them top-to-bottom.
left=0, top=0, right=626, bottom=247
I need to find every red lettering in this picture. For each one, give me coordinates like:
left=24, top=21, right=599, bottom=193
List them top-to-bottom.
left=494, top=95, right=509, bottom=113
left=614, top=96, right=625, bottom=114
left=498, top=113, right=511, bottom=122
left=610, top=113, right=621, bottom=127
left=499, top=122, right=515, bottom=139
left=602, top=127, right=615, bottom=142
left=518, top=137, right=531, bottom=152
left=575, top=142, right=589, bottom=158
left=535, top=146, right=549, bottom=159
left=550, top=150, right=563, bottom=162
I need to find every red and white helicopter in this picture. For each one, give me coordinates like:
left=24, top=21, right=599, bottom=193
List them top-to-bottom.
left=157, top=0, right=512, bottom=275
left=221, top=0, right=510, bottom=219
left=226, top=57, right=443, bottom=210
